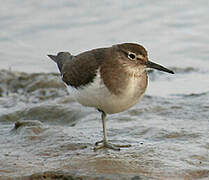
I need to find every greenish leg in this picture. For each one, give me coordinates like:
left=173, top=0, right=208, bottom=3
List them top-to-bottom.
left=94, top=110, right=131, bottom=151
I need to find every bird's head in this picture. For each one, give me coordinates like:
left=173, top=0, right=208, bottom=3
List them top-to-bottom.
left=116, top=43, right=174, bottom=74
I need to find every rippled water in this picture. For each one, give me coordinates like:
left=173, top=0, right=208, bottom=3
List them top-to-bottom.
left=1, top=0, right=209, bottom=179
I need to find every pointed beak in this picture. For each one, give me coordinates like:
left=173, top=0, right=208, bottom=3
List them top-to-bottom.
left=146, top=60, right=174, bottom=74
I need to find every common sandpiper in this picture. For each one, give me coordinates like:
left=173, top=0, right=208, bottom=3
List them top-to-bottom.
left=48, top=43, right=174, bottom=151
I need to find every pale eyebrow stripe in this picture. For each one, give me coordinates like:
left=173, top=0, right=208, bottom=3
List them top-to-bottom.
left=137, top=54, right=144, bottom=59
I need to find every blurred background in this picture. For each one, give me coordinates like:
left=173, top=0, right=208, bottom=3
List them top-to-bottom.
left=0, top=0, right=208, bottom=71
left=1, top=0, right=209, bottom=96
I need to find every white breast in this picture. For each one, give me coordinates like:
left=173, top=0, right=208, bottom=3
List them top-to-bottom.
left=66, top=70, right=148, bottom=114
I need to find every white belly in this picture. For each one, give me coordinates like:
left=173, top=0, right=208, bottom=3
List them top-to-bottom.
left=66, top=72, right=148, bottom=114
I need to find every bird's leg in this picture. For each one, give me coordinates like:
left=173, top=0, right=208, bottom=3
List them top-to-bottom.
left=94, top=110, right=131, bottom=151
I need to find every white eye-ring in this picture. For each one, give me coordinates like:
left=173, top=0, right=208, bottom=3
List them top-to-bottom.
left=128, top=52, right=136, bottom=60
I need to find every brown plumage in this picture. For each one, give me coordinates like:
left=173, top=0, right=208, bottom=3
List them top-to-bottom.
left=48, top=43, right=174, bottom=151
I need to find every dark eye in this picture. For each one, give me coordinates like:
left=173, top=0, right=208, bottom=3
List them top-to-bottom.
left=128, top=53, right=136, bottom=60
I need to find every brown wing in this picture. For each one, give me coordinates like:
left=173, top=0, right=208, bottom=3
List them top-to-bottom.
left=61, top=48, right=108, bottom=88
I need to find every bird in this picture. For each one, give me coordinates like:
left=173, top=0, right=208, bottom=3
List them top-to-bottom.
left=48, top=43, right=174, bottom=151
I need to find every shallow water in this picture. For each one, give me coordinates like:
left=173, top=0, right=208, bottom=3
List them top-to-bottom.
left=1, top=0, right=209, bottom=179
left=0, top=69, right=209, bottom=179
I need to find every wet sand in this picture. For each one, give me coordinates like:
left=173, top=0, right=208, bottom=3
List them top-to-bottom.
left=0, top=69, right=209, bottom=180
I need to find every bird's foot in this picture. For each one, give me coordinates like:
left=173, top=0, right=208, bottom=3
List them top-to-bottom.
left=94, top=140, right=131, bottom=151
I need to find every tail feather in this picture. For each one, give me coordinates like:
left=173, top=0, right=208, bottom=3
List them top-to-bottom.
left=47, top=52, right=73, bottom=73
left=48, top=55, right=58, bottom=63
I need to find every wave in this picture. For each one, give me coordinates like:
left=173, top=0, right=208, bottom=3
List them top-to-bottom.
left=0, top=69, right=67, bottom=101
